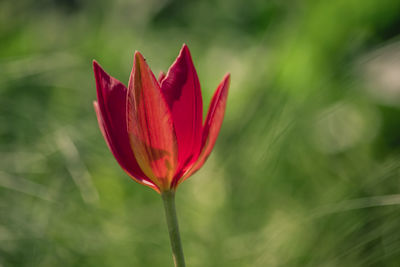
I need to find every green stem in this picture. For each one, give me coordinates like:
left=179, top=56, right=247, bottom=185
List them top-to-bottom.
left=161, top=190, right=186, bottom=267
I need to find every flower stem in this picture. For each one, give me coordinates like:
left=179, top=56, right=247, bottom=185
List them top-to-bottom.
left=161, top=190, right=186, bottom=267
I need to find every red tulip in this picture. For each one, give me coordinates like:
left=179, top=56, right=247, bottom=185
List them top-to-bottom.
left=93, top=44, right=230, bottom=193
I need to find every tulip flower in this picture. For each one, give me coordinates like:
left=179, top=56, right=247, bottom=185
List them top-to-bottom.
left=93, top=44, right=230, bottom=267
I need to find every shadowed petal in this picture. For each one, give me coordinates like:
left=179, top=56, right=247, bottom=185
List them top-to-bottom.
left=161, top=44, right=203, bottom=183
left=127, top=52, right=178, bottom=190
left=93, top=61, right=159, bottom=192
left=158, top=71, right=166, bottom=84
left=177, top=74, right=230, bottom=185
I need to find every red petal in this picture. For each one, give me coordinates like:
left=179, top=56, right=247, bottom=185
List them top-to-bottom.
left=160, top=44, right=203, bottom=183
left=127, top=52, right=178, bottom=190
left=93, top=61, right=159, bottom=192
left=158, top=71, right=166, bottom=84
left=178, top=74, right=230, bottom=185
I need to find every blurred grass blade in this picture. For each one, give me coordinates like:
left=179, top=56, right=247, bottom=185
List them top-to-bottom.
left=56, top=130, right=100, bottom=205
left=0, top=171, right=54, bottom=201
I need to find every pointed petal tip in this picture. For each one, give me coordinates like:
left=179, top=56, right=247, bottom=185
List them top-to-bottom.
left=178, top=43, right=191, bottom=57
left=134, top=50, right=144, bottom=60
left=133, top=51, right=147, bottom=69
left=93, top=60, right=101, bottom=70
left=92, top=61, right=109, bottom=81
left=218, top=73, right=231, bottom=90
left=224, top=73, right=231, bottom=81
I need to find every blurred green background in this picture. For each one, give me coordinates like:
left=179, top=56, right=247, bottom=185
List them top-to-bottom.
left=2, top=0, right=400, bottom=266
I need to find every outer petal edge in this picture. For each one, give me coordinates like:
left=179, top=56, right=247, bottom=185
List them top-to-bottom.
left=160, top=44, right=204, bottom=187
left=126, top=52, right=178, bottom=191
left=93, top=61, right=160, bottom=193
left=176, top=73, right=230, bottom=186
left=93, top=101, right=160, bottom=192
